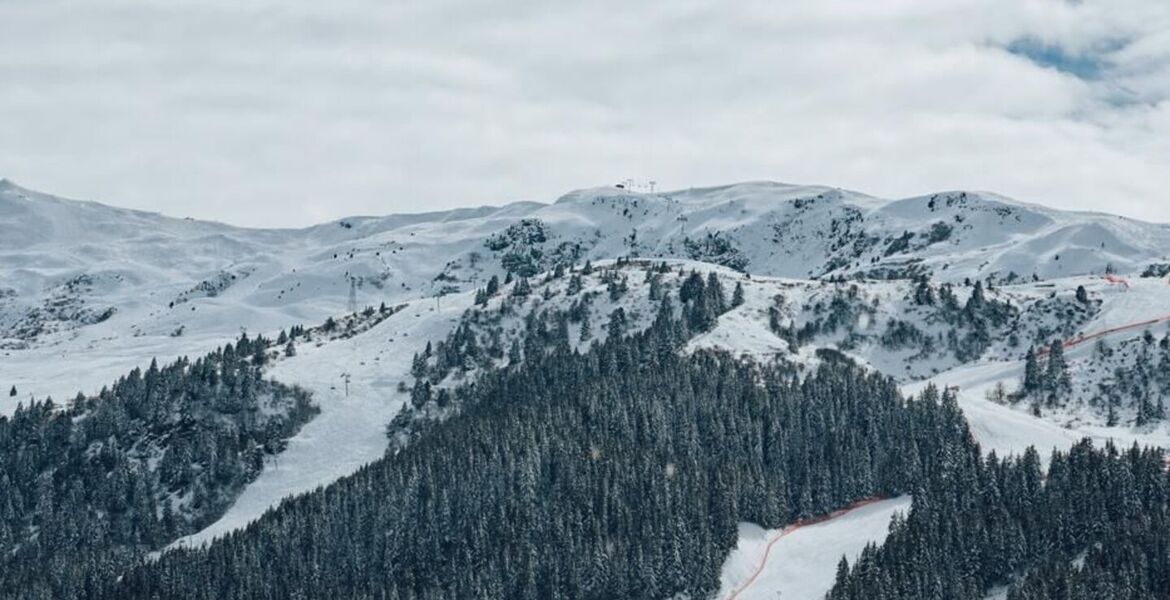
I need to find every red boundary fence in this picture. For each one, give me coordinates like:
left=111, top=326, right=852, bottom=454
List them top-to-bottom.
left=1036, top=314, right=1170, bottom=357
left=724, top=496, right=889, bottom=600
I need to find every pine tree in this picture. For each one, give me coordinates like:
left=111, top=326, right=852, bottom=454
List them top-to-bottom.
left=679, top=271, right=704, bottom=304
left=705, top=272, right=726, bottom=314
left=567, top=274, right=583, bottom=295
left=913, top=278, right=936, bottom=306
left=965, top=280, right=986, bottom=317
left=731, top=282, right=745, bottom=308
left=607, top=307, right=628, bottom=339
left=508, top=339, right=522, bottom=365
left=1045, top=339, right=1070, bottom=394
left=284, top=340, right=296, bottom=358
left=0, top=342, right=317, bottom=598
left=252, top=344, right=268, bottom=366
left=1023, top=347, right=1041, bottom=394
left=411, top=352, right=427, bottom=378
left=8, top=385, right=14, bottom=397
left=1106, top=393, right=1118, bottom=426
left=833, top=556, right=851, bottom=597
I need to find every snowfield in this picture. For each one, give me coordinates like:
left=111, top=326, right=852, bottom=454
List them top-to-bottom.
left=905, top=358, right=1170, bottom=465
left=717, top=497, right=912, bottom=600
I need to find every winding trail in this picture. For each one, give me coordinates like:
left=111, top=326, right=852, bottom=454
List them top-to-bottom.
left=724, top=497, right=889, bottom=600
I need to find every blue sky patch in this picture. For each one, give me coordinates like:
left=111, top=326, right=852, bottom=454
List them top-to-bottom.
left=1006, top=38, right=1118, bottom=79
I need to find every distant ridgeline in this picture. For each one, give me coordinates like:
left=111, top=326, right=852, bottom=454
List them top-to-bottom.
left=105, top=278, right=978, bottom=600
left=0, top=334, right=318, bottom=599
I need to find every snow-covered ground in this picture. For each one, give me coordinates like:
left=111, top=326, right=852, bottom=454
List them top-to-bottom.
left=7, top=178, right=1170, bottom=364
left=7, top=179, right=1170, bottom=592
left=901, top=275, right=1170, bottom=462
left=170, top=292, right=474, bottom=548
left=905, top=358, right=1170, bottom=464
left=716, top=497, right=912, bottom=600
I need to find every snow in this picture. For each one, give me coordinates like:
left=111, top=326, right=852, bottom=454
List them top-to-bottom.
left=6, top=178, right=1169, bottom=412
left=7, top=179, right=1170, bottom=586
left=685, top=275, right=791, bottom=360
left=170, top=292, right=475, bottom=548
left=904, top=357, right=1170, bottom=464
left=902, top=362, right=1085, bottom=461
left=716, top=497, right=912, bottom=600
left=985, top=586, right=1010, bottom=600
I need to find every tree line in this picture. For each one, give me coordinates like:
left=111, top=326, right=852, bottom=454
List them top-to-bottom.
left=106, top=298, right=974, bottom=599
left=0, top=333, right=317, bottom=599
left=830, top=438, right=1170, bottom=599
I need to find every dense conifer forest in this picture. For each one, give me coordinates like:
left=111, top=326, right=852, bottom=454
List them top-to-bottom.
left=4, top=268, right=1170, bottom=599
left=103, top=297, right=974, bottom=599
left=0, top=334, right=317, bottom=599
left=830, top=439, right=1170, bottom=599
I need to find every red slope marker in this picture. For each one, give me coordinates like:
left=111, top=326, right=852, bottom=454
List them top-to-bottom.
left=1037, top=314, right=1170, bottom=357
left=724, top=497, right=887, bottom=600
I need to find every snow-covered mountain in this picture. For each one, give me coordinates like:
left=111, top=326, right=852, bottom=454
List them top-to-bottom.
left=7, top=176, right=1170, bottom=475
left=5, top=178, right=1170, bottom=352
left=6, top=178, right=1170, bottom=599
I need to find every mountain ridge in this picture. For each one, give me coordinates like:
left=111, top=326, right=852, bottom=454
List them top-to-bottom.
left=8, top=176, right=1169, bottom=230
left=4, top=178, right=1169, bottom=356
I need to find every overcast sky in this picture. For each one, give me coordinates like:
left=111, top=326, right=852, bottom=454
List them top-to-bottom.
left=2, top=0, right=1170, bottom=227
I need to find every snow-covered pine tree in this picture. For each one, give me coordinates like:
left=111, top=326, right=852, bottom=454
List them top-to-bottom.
left=731, top=281, right=745, bottom=308
left=1044, top=339, right=1070, bottom=394
left=1023, top=347, right=1042, bottom=394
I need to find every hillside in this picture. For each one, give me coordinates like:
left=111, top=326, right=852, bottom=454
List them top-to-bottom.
left=4, top=178, right=1170, bottom=355
left=5, top=179, right=1170, bottom=599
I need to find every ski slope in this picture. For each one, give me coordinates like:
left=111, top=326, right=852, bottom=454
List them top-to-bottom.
left=170, top=263, right=698, bottom=548
left=911, top=275, right=1170, bottom=460
left=170, top=292, right=474, bottom=548
left=905, top=358, right=1170, bottom=464
left=717, top=497, right=912, bottom=600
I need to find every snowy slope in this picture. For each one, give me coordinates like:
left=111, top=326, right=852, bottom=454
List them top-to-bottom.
left=5, top=178, right=1170, bottom=356
left=7, top=178, right=1170, bottom=596
left=172, top=261, right=735, bottom=547
left=171, top=292, right=475, bottom=548
left=717, top=497, right=912, bottom=600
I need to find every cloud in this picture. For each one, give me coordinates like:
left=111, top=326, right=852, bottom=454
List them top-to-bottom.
left=1, top=0, right=1169, bottom=226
